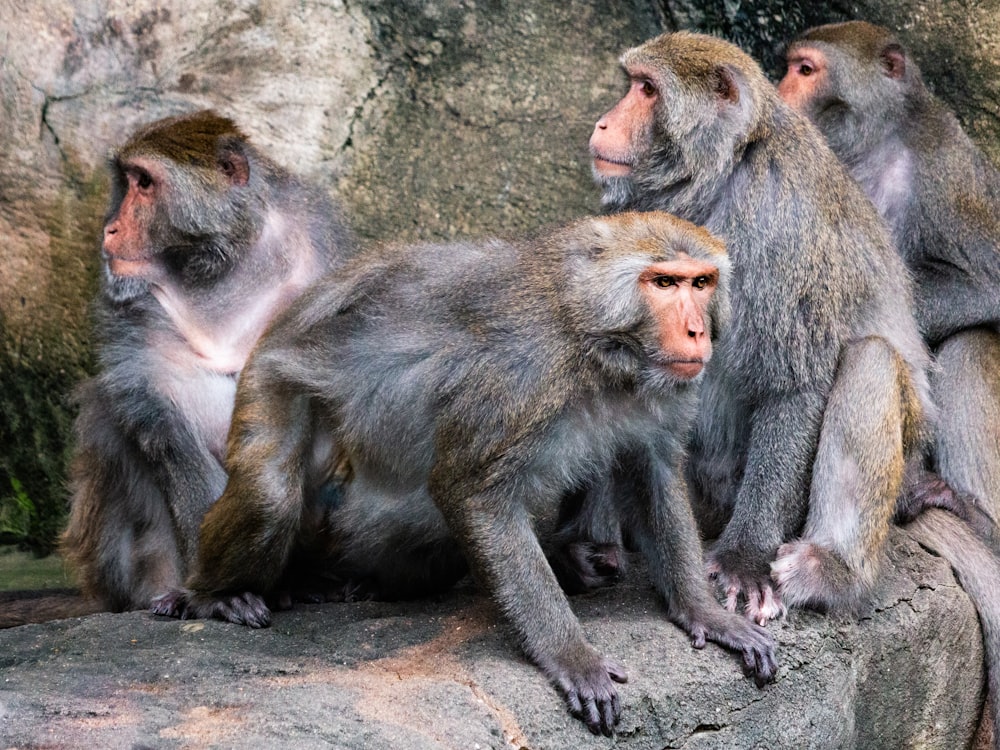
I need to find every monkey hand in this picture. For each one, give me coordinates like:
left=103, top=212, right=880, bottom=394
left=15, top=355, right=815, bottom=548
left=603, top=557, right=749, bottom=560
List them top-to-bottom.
left=706, top=545, right=787, bottom=626
left=150, top=588, right=273, bottom=628
left=679, top=607, right=778, bottom=688
left=539, top=647, right=628, bottom=736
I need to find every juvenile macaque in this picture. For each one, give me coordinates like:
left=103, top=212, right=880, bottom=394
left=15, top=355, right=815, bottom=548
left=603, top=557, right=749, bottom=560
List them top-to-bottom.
left=589, top=31, right=932, bottom=624
left=61, top=111, right=353, bottom=611
left=152, top=211, right=776, bottom=736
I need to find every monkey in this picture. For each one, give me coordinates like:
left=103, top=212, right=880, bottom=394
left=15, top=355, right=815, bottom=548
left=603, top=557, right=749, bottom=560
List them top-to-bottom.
left=778, top=20, right=1000, bottom=546
left=779, top=22, right=1000, bottom=745
left=587, top=31, right=934, bottom=626
left=60, top=110, right=353, bottom=613
left=151, top=211, right=778, bottom=736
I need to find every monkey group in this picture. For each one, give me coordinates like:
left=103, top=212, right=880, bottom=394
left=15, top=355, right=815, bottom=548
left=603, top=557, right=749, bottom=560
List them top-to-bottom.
left=59, top=20, right=1000, bottom=739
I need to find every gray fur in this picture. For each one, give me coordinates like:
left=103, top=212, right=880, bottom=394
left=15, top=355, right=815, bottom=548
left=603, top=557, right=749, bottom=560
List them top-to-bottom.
left=593, top=31, right=932, bottom=623
left=62, top=111, right=353, bottom=611
left=151, top=212, right=776, bottom=736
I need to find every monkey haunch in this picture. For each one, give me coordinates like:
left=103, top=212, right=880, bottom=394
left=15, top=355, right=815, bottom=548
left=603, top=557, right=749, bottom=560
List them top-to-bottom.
left=590, top=32, right=933, bottom=625
left=61, top=110, right=353, bottom=612
left=152, top=212, right=777, bottom=736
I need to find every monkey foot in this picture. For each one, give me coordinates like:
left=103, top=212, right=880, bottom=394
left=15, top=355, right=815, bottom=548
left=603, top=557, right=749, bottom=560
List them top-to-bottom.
left=771, top=540, right=863, bottom=614
left=550, top=541, right=624, bottom=595
left=706, top=554, right=786, bottom=626
left=150, top=588, right=272, bottom=628
left=540, top=648, right=628, bottom=737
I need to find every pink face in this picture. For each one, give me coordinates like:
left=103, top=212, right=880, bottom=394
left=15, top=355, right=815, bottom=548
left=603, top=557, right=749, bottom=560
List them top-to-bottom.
left=777, top=45, right=828, bottom=111
left=589, top=71, right=658, bottom=178
left=103, top=159, right=164, bottom=277
left=637, top=255, right=718, bottom=379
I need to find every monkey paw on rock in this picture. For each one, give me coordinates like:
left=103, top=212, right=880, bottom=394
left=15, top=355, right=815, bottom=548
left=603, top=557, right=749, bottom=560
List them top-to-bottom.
left=706, top=548, right=787, bottom=626
left=150, top=588, right=272, bottom=628
left=540, top=648, right=628, bottom=737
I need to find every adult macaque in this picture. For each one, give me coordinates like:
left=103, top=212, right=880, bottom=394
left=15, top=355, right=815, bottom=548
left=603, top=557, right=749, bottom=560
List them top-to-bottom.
left=779, top=20, right=1000, bottom=546
left=780, top=22, right=1000, bottom=744
left=589, top=31, right=932, bottom=624
left=61, top=111, right=353, bottom=612
left=152, top=212, right=777, bottom=736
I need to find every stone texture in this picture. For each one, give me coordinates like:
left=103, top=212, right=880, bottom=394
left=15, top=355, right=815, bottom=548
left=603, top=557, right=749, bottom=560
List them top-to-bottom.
left=0, top=530, right=987, bottom=749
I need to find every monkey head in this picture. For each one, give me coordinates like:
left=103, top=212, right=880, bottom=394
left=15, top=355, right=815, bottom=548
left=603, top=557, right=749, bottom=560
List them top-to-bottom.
left=779, top=22, right=916, bottom=162
left=589, top=32, right=771, bottom=217
left=101, top=111, right=266, bottom=302
left=561, top=211, right=729, bottom=389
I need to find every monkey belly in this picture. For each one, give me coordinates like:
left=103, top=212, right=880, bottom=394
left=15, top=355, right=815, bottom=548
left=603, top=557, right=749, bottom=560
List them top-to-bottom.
left=307, top=479, right=468, bottom=601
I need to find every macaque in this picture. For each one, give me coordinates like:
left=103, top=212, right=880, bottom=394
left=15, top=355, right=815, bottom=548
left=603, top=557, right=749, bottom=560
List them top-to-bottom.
left=779, top=20, right=1000, bottom=543
left=780, top=22, right=1000, bottom=744
left=589, top=31, right=932, bottom=625
left=61, top=110, right=353, bottom=611
left=152, top=211, right=777, bottom=736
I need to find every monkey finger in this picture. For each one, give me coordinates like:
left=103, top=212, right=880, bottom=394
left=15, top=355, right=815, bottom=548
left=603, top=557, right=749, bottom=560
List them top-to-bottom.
left=724, top=584, right=741, bottom=613
left=604, top=658, right=629, bottom=683
left=580, top=695, right=603, bottom=735
left=599, top=696, right=620, bottom=737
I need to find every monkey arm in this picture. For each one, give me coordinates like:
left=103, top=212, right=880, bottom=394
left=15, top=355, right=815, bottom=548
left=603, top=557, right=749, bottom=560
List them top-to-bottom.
left=911, top=189, right=1000, bottom=344
left=912, top=257, right=1000, bottom=345
left=707, top=391, right=825, bottom=598
left=625, top=445, right=777, bottom=685
left=433, top=473, right=626, bottom=736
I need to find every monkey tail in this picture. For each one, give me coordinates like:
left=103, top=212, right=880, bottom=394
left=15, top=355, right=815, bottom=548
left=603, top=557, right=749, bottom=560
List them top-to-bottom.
left=904, top=508, right=1000, bottom=749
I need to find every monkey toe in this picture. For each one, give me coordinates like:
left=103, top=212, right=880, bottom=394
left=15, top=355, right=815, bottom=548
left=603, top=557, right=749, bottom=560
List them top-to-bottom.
left=149, top=589, right=189, bottom=619
left=547, top=651, right=624, bottom=736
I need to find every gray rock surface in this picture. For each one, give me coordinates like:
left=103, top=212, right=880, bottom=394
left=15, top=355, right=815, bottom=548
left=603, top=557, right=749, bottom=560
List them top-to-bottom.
left=0, top=529, right=986, bottom=749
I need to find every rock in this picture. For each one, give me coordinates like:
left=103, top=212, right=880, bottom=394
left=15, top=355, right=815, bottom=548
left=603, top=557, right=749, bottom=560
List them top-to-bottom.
left=0, top=529, right=985, bottom=749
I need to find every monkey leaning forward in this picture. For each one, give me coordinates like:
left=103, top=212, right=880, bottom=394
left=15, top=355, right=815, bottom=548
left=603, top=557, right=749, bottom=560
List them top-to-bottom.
left=61, top=111, right=354, bottom=612
left=152, top=211, right=777, bottom=736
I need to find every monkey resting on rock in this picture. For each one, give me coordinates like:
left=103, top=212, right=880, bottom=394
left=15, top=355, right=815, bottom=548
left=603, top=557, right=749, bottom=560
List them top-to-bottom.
left=780, top=21, right=1000, bottom=745
left=587, top=30, right=936, bottom=623
left=61, top=110, right=354, bottom=612
left=152, top=211, right=777, bottom=736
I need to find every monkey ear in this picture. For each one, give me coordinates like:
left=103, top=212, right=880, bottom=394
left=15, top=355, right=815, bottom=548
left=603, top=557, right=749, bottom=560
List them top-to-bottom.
left=880, top=44, right=906, bottom=80
left=714, top=66, right=741, bottom=105
left=217, top=143, right=250, bottom=186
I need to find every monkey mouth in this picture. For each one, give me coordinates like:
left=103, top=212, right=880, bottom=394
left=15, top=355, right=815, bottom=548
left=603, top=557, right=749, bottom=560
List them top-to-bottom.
left=591, top=151, right=634, bottom=176
left=104, top=252, right=152, bottom=277
left=661, top=359, right=704, bottom=380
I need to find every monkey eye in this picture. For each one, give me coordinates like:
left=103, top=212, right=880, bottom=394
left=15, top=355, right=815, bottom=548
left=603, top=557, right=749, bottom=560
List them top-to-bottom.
left=797, top=62, right=814, bottom=76
left=640, top=79, right=656, bottom=97
left=135, top=170, right=154, bottom=190
left=651, top=275, right=677, bottom=288
left=692, top=275, right=711, bottom=289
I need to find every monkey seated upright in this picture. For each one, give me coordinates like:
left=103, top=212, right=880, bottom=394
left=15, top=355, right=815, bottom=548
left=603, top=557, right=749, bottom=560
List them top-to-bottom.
left=153, top=211, right=776, bottom=736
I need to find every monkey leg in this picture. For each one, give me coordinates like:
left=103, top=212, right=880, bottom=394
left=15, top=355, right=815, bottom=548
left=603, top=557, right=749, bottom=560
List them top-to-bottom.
left=931, top=327, right=1000, bottom=532
left=772, top=336, right=913, bottom=614
left=153, top=371, right=314, bottom=627
left=63, top=391, right=183, bottom=611
left=547, top=483, right=627, bottom=595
